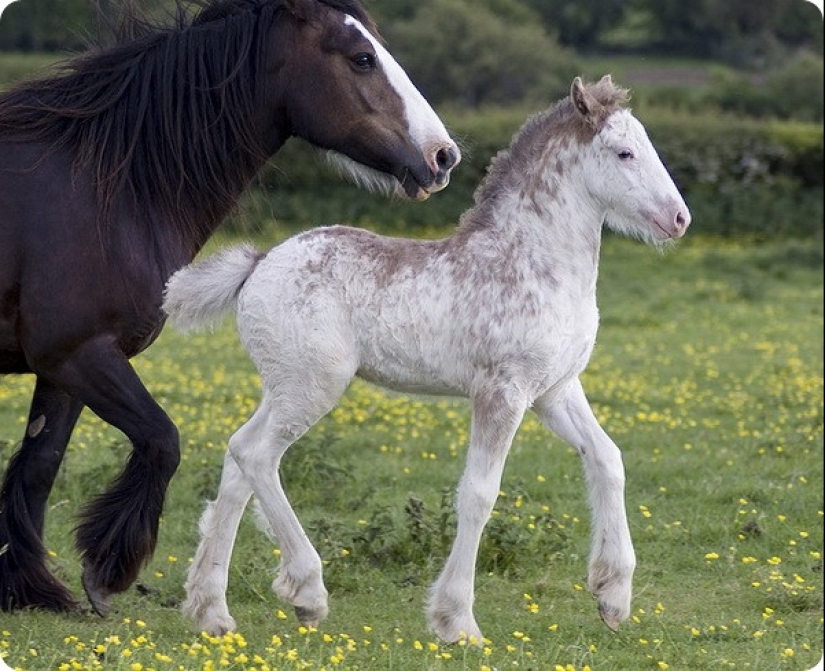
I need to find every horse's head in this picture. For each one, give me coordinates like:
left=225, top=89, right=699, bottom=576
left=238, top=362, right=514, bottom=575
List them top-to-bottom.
left=270, top=0, right=460, bottom=200
left=571, top=76, right=690, bottom=243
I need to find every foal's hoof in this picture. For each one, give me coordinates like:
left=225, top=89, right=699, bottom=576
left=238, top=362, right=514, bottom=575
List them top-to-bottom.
left=81, top=567, right=114, bottom=617
left=598, top=602, right=623, bottom=632
left=294, top=604, right=326, bottom=628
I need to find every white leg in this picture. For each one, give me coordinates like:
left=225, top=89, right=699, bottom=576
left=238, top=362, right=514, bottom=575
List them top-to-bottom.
left=229, top=362, right=354, bottom=627
left=533, top=379, right=636, bottom=631
left=427, top=385, right=526, bottom=643
left=183, top=408, right=264, bottom=635
left=242, top=428, right=329, bottom=626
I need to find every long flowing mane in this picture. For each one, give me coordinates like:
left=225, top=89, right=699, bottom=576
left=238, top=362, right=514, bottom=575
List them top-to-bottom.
left=0, top=0, right=372, bottom=236
left=461, top=77, right=630, bottom=230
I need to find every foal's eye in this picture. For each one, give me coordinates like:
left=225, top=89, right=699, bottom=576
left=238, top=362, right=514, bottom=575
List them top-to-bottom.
left=351, top=52, right=376, bottom=71
left=618, top=149, right=634, bottom=160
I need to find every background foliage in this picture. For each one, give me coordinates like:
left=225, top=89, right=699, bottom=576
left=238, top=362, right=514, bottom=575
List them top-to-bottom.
left=1, top=0, right=823, bottom=109
left=2, top=0, right=821, bottom=241
left=0, top=2, right=822, bottom=669
left=0, top=235, right=821, bottom=670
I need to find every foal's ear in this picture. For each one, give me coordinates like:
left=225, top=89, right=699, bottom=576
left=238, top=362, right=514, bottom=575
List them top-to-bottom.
left=597, top=74, right=614, bottom=88
left=571, top=76, right=604, bottom=128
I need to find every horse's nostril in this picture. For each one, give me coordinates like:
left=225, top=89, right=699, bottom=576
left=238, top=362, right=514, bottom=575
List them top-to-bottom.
left=436, top=146, right=459, bottom=172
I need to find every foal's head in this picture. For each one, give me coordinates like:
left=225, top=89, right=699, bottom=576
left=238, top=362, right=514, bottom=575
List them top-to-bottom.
left=268, top=0, right=460, bottom=200
left=570, top=76, right=690, bottom=243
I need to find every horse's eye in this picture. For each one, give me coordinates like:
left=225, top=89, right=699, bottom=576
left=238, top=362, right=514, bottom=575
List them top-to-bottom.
left=351, top=52, right=376, bottom=71
left=618, top=149, right=634, bottom=160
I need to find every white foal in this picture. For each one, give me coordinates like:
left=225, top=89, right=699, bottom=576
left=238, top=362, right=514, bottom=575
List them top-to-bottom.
left=164, top=75, right=690, bottom=642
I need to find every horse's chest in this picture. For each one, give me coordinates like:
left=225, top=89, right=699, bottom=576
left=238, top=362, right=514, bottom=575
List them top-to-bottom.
left=518, top=299, right=599, bottom=392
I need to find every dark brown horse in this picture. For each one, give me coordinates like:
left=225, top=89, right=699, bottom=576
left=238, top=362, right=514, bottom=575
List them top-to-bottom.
left=0, top=0, right=459, bottom=616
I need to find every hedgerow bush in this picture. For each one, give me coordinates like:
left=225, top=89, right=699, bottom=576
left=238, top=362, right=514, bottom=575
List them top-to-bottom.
left=2, top=51, right=820, bottom=238
left=705, top=52, right=824, bottom=124
left=245, top=106, right=823, bottom=238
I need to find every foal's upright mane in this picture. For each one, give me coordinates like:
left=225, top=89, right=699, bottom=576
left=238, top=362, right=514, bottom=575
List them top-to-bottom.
left=0, top=0, right=372, bottom=238
left=462, top=77, right=630, bottom=230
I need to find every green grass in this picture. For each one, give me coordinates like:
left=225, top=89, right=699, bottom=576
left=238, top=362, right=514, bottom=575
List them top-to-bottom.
left=0, top=51, right=62, bottom=87
left=0, top=232, right=822, bottom=670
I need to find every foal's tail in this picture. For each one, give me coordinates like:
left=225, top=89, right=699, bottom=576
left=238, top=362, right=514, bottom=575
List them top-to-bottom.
left=162, top=244, right=263, bottom=333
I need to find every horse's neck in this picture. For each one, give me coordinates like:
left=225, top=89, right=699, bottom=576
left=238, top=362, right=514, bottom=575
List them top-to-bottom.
left=179, top=133, right=288, bottom=259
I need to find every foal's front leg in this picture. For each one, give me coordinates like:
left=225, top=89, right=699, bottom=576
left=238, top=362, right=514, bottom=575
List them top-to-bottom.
left=533, top=379, right=636, bottom=631
left=427, top=387, right=526, bottom=643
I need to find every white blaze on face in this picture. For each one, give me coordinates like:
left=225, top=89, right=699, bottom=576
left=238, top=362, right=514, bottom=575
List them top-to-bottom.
left=345, top=16, right=454, bottom=162
left=597, top=110, right=690, bottom=242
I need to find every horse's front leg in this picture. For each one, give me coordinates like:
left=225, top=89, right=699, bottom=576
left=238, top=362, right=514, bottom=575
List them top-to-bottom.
left=43, top=338, right=181, bottom=616
left=0, top=377, right=83, bottom=612
left=533, top=379, right=636, bottom=631
left=427, top=386, right=526, bottom=644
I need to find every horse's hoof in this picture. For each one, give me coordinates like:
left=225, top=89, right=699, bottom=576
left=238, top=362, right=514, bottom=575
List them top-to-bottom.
left=81, top=567, right=114, bottom=617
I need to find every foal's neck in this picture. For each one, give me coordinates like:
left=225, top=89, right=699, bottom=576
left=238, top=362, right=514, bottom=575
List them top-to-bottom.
left=459, top=139, right=604, bottom=288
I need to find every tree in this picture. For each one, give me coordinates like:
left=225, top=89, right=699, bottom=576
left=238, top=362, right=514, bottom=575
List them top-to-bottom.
left=0, top=0, right=95, bottom=50
left=0, top=0, right=178, bottom=51
left=383, top=0, right=578, bottom=107
left=520, top=0, right=626, bottom=51
left=632, top=0, right=823, bottom=66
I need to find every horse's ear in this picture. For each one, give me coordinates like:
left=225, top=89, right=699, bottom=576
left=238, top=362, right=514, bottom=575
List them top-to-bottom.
left=571, top=76, right=604, bottom=128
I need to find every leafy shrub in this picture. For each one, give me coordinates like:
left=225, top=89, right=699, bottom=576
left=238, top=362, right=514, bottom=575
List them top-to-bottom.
left=383, top=0, right=579, bottom=107
left=706, top=52, right=824, bottom=123
left=241, top=105, right=823, bottom=238
left=305, top=481, right=572, bottom=593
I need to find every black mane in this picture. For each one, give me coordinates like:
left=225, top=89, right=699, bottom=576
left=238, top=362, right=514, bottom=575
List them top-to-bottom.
left=0, top=0, right=371, bottom=238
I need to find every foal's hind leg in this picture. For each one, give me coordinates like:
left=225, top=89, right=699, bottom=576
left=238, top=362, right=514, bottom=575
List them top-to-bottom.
left=43, top=340, right=180, bottom=615
left=230, top=362, right=355, bottom=627
left=0, top=377, right=83, bottom=611
left=533, top=380, right=635, bottom=631
left=427, top=385, right=526, bottom=643
left=183, top=410, right=265, bottom=635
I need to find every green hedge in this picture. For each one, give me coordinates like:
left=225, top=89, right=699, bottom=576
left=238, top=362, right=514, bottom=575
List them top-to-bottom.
left=3, top=52, right=820, bottom=238
left=242, top=107, right=823, bottom=238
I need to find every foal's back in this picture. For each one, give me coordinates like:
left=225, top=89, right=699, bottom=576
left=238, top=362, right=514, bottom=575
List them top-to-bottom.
left=239, top=224, right=597, bottom=400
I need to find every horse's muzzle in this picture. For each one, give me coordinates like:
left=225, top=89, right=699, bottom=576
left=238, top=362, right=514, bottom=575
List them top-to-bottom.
left=400, top=144, right=461, bottom=200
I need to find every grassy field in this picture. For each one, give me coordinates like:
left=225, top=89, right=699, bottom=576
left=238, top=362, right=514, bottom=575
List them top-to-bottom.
left=0, top=231, right=822, bottom=670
